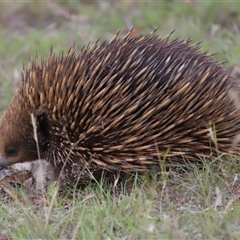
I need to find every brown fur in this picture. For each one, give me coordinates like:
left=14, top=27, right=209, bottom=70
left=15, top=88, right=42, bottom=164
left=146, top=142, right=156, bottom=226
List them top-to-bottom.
left=0, top=31, right=240, bottom=186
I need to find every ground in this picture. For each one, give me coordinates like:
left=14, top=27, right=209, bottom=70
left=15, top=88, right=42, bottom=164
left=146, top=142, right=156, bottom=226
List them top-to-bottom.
left=1, top=1, right=240, bottom=239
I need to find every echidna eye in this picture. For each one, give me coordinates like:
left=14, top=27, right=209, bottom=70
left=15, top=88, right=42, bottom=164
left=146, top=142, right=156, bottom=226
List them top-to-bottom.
left=6, top=146, right=18, bottom=157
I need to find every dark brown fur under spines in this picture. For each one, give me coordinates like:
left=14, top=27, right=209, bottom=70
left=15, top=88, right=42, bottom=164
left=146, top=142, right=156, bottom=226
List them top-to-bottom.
left=0, top=31, right=240, bottom=186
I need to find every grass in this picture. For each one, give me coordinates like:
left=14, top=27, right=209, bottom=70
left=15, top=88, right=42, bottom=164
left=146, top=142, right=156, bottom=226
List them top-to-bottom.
left=0, top=1, right=240, bottom=239
left=2, top=160, right=240, bottom=239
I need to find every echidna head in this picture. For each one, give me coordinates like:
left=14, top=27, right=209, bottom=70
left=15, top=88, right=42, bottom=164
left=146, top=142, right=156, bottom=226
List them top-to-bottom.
left=0, top=94, right=40, bottom=167
left=0, top=134, right=32, bottom=168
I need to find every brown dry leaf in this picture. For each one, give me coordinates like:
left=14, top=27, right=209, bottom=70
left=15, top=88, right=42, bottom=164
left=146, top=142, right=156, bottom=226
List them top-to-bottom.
left=122, top=14, right=141, bottom=37
left=128, top=28, right=141, bottom=38
left=0, top=162, right=34, bottom=188
left=0, top=171, right=32, bottom=185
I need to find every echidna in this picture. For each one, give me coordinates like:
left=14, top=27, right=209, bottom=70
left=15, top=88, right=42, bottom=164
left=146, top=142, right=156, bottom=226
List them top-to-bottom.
left=0, top=31, right=240, bottom=186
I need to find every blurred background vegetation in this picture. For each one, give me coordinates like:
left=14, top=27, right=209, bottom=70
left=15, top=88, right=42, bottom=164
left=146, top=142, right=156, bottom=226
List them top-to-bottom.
left=0, top=1, right=240, bottom=107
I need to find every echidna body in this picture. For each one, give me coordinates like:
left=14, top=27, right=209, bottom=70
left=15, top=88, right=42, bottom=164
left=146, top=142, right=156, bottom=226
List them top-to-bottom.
left=0, top=32, right=240, bottom=185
